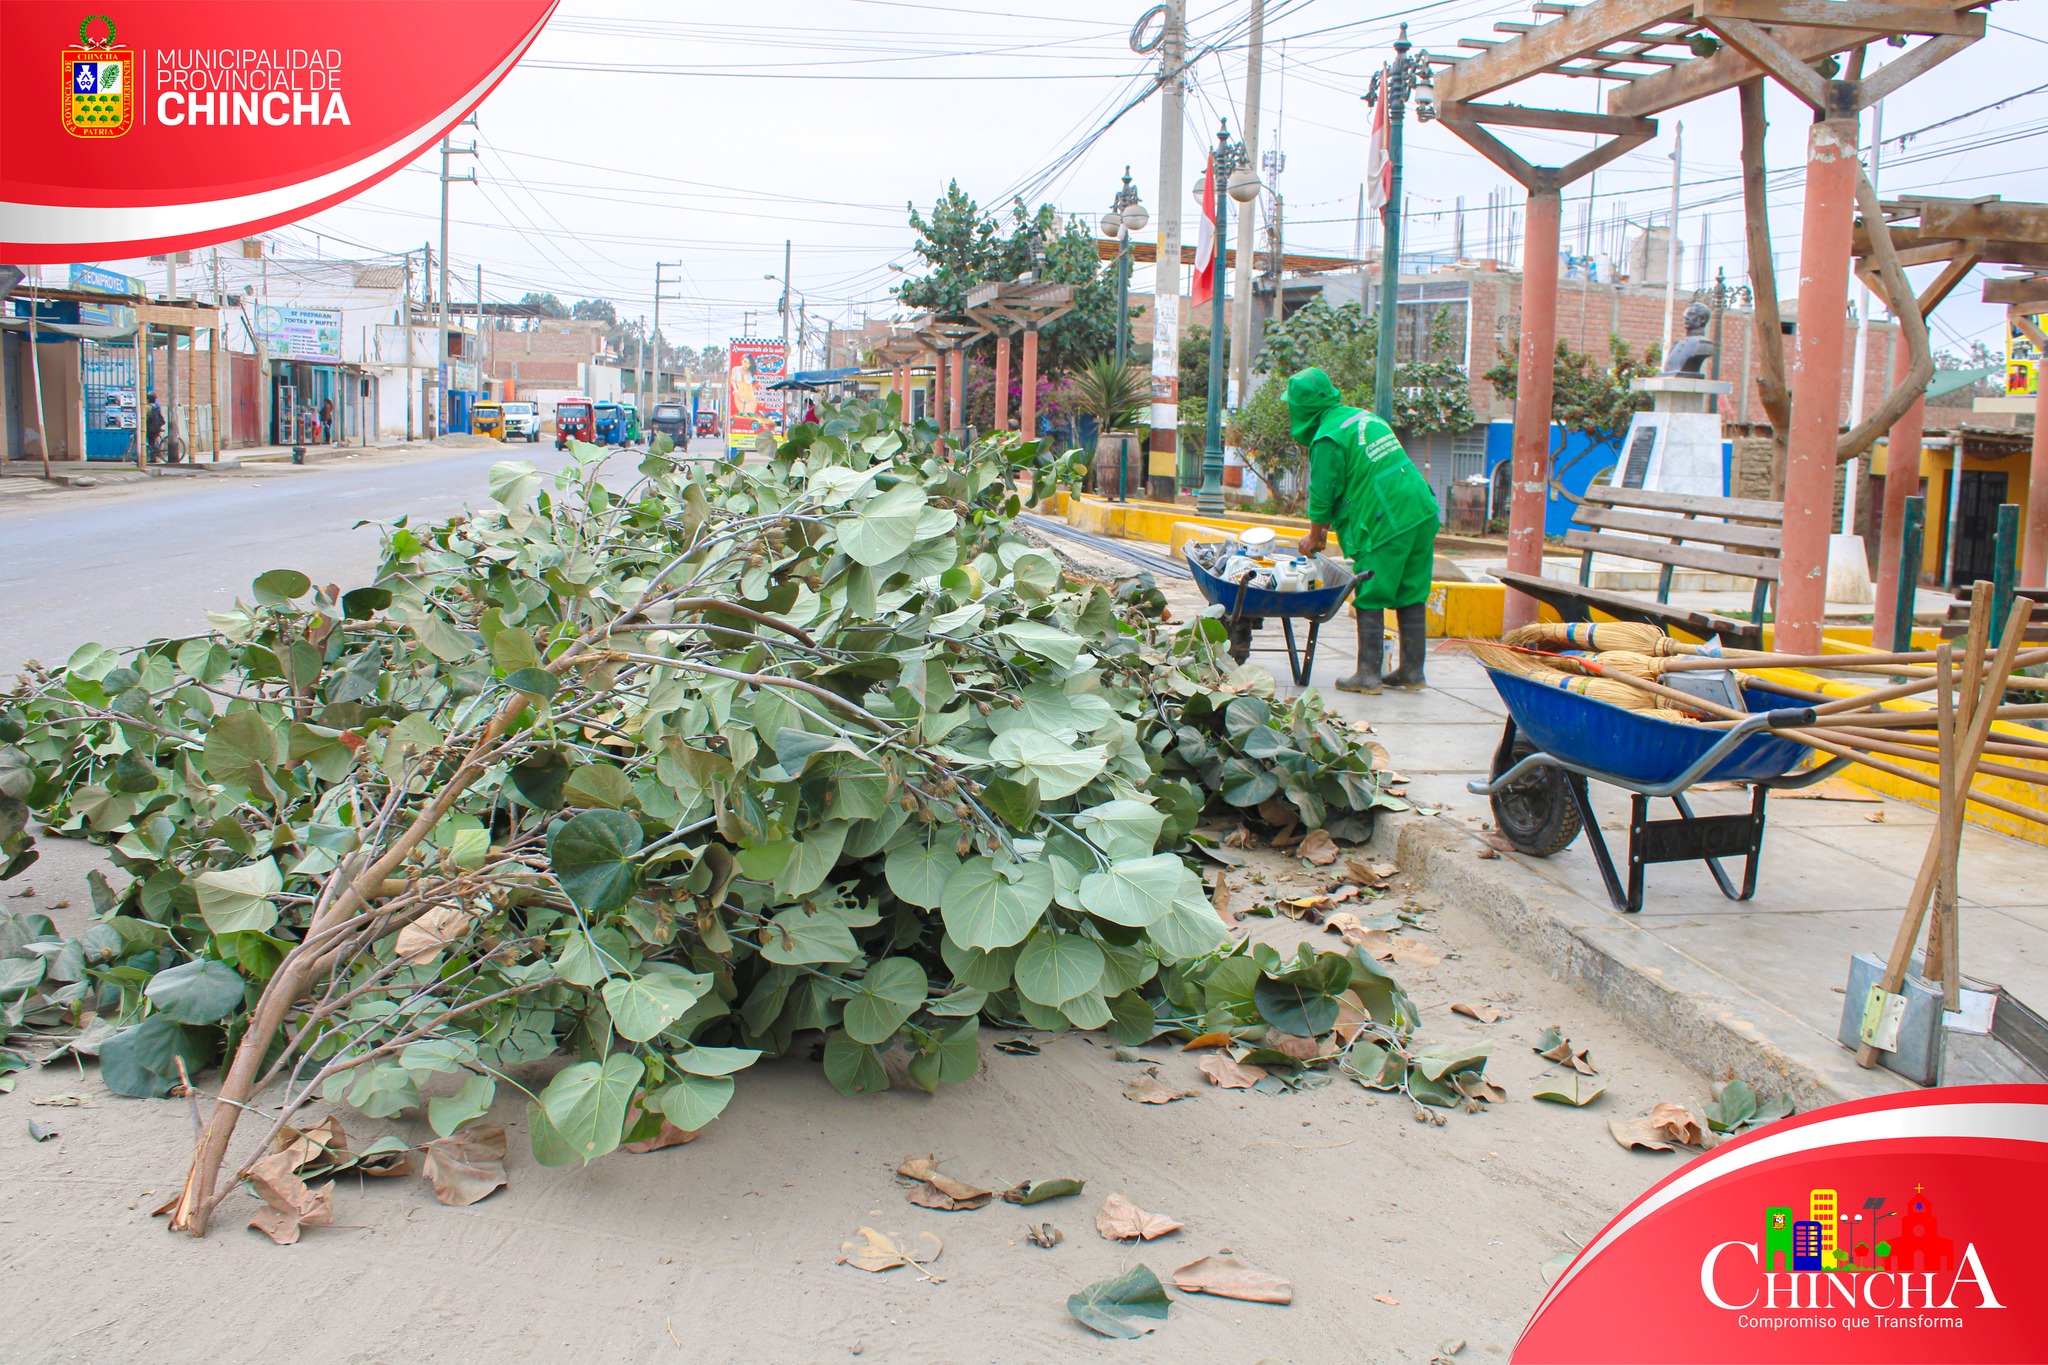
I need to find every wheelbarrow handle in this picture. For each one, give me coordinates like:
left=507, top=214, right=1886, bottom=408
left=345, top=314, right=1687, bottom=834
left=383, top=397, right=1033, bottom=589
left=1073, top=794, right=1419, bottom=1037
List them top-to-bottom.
left=1764, top=707, right=1818, bottom=729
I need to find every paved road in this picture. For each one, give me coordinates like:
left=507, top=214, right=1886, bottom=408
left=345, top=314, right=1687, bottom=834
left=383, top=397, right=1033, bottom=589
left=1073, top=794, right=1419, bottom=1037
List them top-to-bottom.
left=0, top=444, right=595, bottom=678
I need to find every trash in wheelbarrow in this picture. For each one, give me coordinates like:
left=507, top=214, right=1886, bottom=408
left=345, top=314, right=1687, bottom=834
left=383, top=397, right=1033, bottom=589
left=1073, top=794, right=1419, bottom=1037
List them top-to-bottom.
left=1186, top=540, right=1358, bottom=599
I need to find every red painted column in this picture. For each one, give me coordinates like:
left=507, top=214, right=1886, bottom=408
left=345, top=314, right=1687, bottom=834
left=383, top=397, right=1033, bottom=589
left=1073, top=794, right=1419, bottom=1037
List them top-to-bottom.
left=1778, top=118, right=1861, bottom=654
left=1503, top=186, right=1563, bottom=633
left=1021, top=327, right=1041, bottom=439
left=994, top=333, right=1012, bottom=433
left=1872, top=340, right=1927, bottom=646
left=950, top=344, right=966, bottom=433
left=933, top=350, right=948, bottom=434
left=897, top=364, right=911, bottom=423
left=2027, top=367, right=2048, bottom=585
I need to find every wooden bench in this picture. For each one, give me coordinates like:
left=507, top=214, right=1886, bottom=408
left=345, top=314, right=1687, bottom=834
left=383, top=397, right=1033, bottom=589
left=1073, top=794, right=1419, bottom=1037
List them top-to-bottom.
left=1494, top=486, right=1784, bottom=651
left=1940, top=586, right=2048, bottom=643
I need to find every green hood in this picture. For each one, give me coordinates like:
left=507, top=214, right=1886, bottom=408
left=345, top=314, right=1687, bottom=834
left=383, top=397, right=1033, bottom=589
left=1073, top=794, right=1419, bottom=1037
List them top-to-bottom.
left=1286, top=367, right=1344, bottom=444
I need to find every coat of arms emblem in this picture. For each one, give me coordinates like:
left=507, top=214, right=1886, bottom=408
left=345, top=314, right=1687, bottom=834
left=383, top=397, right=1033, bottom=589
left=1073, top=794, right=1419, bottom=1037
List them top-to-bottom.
left=62, top=15, right=133, bottom=139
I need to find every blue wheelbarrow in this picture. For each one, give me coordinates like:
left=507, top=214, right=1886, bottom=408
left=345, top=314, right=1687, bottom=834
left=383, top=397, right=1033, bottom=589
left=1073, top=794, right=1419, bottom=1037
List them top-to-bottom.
left=1186, top=544, right=1361, bottom=686
left=1466, top=667, right=1851, bottom=913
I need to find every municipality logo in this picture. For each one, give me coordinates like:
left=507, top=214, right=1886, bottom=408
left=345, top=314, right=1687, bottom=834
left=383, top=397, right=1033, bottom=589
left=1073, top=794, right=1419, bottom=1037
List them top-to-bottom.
left=62, top=14, right=133, bottom=139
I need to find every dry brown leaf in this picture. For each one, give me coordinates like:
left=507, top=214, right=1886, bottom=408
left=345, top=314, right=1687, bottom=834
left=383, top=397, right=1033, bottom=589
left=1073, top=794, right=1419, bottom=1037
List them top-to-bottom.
left=1364, top=739, right=1393, bottom=769
left=1775, top=778, right=1879, bottom=802
left=1257, top=796, right=1300, bottom=828
left=1865, top=810, right=1887, bottom=824
left=1223, top=823, right=1258, bottom=849
left=1270, top=827, right=1304, bottom=850
left=1297, top=828, right=1340, bottom=866
left=1481, top=832, right=1518, bottom=853
left=1476, top=847, right=1500, bottom=860
left=1327, top=883, right=1362, bottom=906
left=394, top=903, right=478, bottom=963
left=1328, top=915, right=1386, bottom=952
left=1386, top=937, right=1443, bottom=968
left=1331, top=991, right=1371, bottom=1046
left=1450, top=1002, right=1503, bottom=1024
left=1535, top=1029, right=1597, bottom=1075
left=1263, top=1030, right=1329, bottom=1062
left=1180, top=1032, right=1232, bottom=1050
left=1197, top=1053, right=1268, bottom=1089
left=1123, top=1067, right=1192, bottom=1105
left=1454, top=1073, right=1508, bottom=1105
left=29, top=1093, right=91, bottom=1107
left=1609, top=1103, right=1712, bottom=1152
left=1607, top=1117, right=1676, bottom=1152
left=623, top=1120, right=701, bottom=1154
left=419, top=1122, right=508, bottom=1207
left=246, top=1146, right=334, bottom=1245
left=897, top=1155, right=992, bottom=1210
left=1096, top=1192, right=1183, bottom=1241
left=1025, top=1222, right=1062, bottom=1249
left=838, top=1226, right=944, bottom=1272
left=1173, top=1254, right=1294, bottom=1304
left=1373, top=1293, right=1401, bottom=1306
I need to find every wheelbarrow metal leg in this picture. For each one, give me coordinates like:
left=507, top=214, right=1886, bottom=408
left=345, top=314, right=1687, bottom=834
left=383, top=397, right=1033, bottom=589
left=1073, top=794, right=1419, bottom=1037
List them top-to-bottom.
left=1281, top=615, right=1320, bottom=687
left=1568, top=776, right=1632, bottom=914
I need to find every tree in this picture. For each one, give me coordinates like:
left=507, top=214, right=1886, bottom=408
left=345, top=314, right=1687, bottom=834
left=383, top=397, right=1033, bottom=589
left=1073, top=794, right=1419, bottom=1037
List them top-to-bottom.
left=898, top=183, right=1121, bottom=377
left=519, top=292, right=569, bottom=320
left=571, top=298, right=618, bottom=325
left=1226, top=299, right=1476, bottom=512
left=1484, top=332, right=1660, bottom=493
left=696, top=345, right=726, bottom=378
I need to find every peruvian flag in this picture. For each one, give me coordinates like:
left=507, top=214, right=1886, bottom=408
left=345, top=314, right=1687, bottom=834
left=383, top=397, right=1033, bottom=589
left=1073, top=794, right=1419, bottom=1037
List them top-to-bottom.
left=1367, top=67, right=1393, bottom=214
left=1191, top=152, right=1217, bottom=309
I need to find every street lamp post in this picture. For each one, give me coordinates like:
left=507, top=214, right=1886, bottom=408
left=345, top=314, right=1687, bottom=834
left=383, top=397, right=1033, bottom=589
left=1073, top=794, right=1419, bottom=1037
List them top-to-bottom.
left=1366, top=24, right=1436, bottom=424
left=1198, top=121, right=1259, bottom=515
left=1100, top=168, right=1150, bottom=373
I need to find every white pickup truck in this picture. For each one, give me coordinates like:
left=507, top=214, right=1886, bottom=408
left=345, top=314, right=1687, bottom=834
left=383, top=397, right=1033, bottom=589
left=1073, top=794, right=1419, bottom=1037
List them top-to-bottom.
left=502, top=401, right=542, bottom=442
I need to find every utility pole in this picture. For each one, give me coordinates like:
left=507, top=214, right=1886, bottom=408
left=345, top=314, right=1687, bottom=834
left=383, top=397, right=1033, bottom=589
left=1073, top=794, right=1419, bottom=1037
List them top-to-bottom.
left=1229, top=0, right=1264, bottom=410
left=1141, top=1, right=1186, bottom=495
left=1367, top=24, right=1435, bottom=425
left=438, top=118, right=478, bottom=436
left=1661, top=121, right=1682, bottom=359
left=780, top=239, right=792, bottom=352
left=404, top=246, right=419, bottom=442
left=652, top=261, right=682, bottom=413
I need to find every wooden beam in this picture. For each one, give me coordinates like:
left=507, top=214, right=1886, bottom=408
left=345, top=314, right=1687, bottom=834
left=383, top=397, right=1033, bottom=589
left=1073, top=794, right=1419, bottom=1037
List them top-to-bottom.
left=1435, top=0, right=1692, bottom=104
left=1609, top=0, right=1982, bottom=118
left=1697, top=1, right=1986, bottom=37
left=1704, top=14, right=1829, bottom=109
left=1861, top=31, right=1978, bottom=105
left=1449, top=101, right=1658, bottom=137
left=1433, top=110, right=1544, bottom=190
left=1562, top=129, right=1657, bottom=183
left=1911, top=199, right=2048, bottom=246
left=1918, top=250, right=1985, bottom=316
left=1984, top=276, right=2048, bottom=308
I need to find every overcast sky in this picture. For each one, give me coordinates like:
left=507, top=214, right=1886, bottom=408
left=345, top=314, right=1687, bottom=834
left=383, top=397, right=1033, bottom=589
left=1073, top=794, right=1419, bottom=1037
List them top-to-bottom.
left=268, top=0, right=2048, bottom=361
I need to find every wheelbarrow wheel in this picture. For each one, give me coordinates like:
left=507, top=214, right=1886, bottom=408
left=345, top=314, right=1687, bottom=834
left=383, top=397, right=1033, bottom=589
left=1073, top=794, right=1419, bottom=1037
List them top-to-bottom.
left=1489, top=735, right=1581, bottom=857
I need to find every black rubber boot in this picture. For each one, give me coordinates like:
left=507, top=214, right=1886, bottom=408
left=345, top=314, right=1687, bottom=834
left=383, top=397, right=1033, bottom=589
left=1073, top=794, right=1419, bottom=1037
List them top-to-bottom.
left=1385, top=604, right=1429, bottom=690
left=1335, top=608, right=1384, bottom=694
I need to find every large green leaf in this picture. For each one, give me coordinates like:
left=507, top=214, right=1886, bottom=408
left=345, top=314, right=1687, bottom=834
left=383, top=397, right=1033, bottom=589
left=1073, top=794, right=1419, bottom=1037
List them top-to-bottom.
left=488, top=459, right=542, bottom=507
left=838, top=480, right=929, bottom=566
left=251, top=569, right=312, bottom=605
left=994, top=621, right=1084, bottom=670
left=201, top=710, right=281, bottom=789
left=987, top=728, right=1106, bottom=800
left=1077, top=799, right=1165, bottom=859
left=548, top=809, right=643, bottom=915
left=775, top=821, right=849, bottom=898
left=884, top=840, right=959, bottom=910
left=1077, top=854, right=1183, bottom=928
left=940, top=856, right=1053, bottom=951
left=194, top=858, right=283, bottom=935
left=1146, top=893, right=1228, bottom=960
left=759, top=905, right=860, bottom=965
left=1014, top=929, right=1106, bottom=1007
left=939, top=937, right=1017, bottom=992
left=842, top=956, right=928, bottom=1045
left=144, top=959, right=247, bottom=1025
left=602, top=969, right=708, bottom=1042
left=1253, top=973, right=1342, bottom=1037
left=98, top=1014, right=215, bottom=1098
left=906, top=1017, right=979, bottom=1093
left=822, top=1030, right=888, bottom=1095
left=674, top=1046, right=761, bottom=1077
left=538, top=1053, right=643, bottom=1164
left=347, top=1061, right=422, bottom=1118
left=652, top=1072, right=735, bottom=1130
left=428, top=1074, right=497, bottom=1136
left=1069, top=1264, right=1171, bottom=1339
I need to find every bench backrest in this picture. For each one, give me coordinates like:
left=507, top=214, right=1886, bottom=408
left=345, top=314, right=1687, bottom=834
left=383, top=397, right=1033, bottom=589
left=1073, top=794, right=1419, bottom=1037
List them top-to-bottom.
left=1567, top=485, right=1786, bottom=616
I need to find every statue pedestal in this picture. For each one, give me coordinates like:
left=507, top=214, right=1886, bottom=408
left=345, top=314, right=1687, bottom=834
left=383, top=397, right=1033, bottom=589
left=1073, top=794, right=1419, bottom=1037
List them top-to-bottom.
left=1606, top=377, right=1733, bottom=498
left=1827, top=532, right=1875, bottom=605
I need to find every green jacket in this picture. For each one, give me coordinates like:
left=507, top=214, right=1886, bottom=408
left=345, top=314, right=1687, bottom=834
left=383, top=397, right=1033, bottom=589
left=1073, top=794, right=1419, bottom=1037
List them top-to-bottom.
left=1289, top=368, right=1439, bottom=555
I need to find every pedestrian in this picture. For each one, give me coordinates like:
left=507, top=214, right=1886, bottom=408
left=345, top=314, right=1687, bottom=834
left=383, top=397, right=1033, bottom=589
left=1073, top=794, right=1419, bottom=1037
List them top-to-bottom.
left=1286, top=366, right=1440, bottom=693
left=144, top=391, right=164, bottom=463
left=319, top=397, right=336, bottom=443
left=802, top=400, right=818, bottom=425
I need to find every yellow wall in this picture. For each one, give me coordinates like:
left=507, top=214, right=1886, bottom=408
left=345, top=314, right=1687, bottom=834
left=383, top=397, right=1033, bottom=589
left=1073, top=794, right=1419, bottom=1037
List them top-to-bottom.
left=1875, top=437, right=2032, bottom=581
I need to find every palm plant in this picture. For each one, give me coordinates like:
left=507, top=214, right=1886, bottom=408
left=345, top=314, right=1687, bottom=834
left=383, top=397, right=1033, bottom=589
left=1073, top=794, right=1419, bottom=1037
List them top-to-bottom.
left=1072, top=355, right=1149, bottom=433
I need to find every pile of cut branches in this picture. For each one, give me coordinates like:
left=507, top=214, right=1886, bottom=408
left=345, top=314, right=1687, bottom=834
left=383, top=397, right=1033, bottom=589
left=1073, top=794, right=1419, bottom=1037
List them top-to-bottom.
left=0, top=401, right=1402, bottom=1236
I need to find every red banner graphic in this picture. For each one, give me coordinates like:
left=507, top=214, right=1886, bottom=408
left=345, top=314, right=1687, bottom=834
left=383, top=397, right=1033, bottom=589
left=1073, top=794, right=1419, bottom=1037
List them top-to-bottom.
left=1, top=1, right=558, bottom=261
left=1514, top=1085, right=2048, bottom=1364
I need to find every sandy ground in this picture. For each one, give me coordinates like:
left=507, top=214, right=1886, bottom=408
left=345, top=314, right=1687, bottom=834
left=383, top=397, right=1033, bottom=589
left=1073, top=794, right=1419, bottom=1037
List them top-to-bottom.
left=3, top=830, right=1720, bottom=1365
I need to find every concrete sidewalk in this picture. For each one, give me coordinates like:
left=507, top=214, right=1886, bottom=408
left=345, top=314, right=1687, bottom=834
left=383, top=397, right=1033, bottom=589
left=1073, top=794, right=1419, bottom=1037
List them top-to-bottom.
left=1263, top=639, right=2047, bottom=1109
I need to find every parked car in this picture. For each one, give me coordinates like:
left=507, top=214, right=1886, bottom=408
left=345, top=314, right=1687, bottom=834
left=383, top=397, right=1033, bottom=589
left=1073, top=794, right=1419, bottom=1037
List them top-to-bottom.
left=555, top=397, right=595, bottom=450
left=469, top=401, right=506, bottom=441
left=502, top=401, right=541, bottom=442
left=592, top=401, right=630, bottom=446
left=650, top=402, right=691, bottom=448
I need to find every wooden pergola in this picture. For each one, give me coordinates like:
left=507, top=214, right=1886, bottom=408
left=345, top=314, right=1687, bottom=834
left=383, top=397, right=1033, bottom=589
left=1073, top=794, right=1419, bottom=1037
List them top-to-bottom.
left=1429, top=0, right=2003, bottom=650
left=1848, top=195, right=2048, bottom=635
left=961, top=281, right=1076, bottom=439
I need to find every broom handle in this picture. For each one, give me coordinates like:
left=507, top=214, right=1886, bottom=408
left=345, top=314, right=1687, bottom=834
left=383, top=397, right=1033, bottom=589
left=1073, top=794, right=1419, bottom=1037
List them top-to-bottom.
left=1857, top=599, right=2035, bottom=1068
left=1930, top=647, right=1963, bottom=1008
left=1795, top=703, right=2048, bottom=730
left=1821, top=726, right=2048, bottom=764
left=1812, top=729, right=2048, bottom=789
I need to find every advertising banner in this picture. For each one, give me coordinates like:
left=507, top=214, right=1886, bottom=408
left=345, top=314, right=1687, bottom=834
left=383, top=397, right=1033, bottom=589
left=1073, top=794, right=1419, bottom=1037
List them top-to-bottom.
left=0, top=1, right=558, bottom=261
left=69, top=261, right=142, bottom=326
left=253, top=304, right=342, bottom=362
left=2005, top=314, right=2040, bottom=398
left=726, top=337, right=787, bottom=459
left=1513, top=1086, right=2046, bottom=1364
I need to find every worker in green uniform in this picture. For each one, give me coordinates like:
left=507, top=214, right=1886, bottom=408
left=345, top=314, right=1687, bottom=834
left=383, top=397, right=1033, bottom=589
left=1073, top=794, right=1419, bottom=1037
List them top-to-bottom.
left=1286, top=367, right=1440, bottom=693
